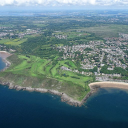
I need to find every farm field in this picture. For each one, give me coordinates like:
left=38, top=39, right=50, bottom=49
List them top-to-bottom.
left=0, top=38, right=27, bottom=46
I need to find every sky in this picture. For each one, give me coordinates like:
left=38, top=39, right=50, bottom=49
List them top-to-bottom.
left=0, top=0, right=128, bottom=9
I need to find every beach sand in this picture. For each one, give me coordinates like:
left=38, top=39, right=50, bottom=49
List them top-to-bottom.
left=0, top=51, right=12, bottom=59
left=0, top=51, right=11, bottom=71
left=89, top=82, right=128, bottom=90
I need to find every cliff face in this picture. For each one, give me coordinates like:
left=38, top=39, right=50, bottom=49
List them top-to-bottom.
left=0, top=79, right=84, bottom=107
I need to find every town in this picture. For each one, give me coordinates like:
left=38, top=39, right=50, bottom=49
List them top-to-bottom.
left=57, top=33, right=128, bottom=82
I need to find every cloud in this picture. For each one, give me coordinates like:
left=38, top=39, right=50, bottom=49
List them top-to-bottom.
left=0, top=0, right=128, bottom=6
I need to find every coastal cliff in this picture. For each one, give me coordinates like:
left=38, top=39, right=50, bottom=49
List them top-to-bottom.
left=0, top=51, right=91, bottom=107
left=1, top=51, right=128, bottom=107
left=1, top=79, right=128, bottom=107
left=0, top=80, right=83, bottom=106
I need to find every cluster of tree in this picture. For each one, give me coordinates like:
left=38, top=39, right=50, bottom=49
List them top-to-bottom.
left=46, top=20, right=100, bottom=31
left=19, top=35, right=68, bottom=58
left=100, top=65, right=128, bottom=76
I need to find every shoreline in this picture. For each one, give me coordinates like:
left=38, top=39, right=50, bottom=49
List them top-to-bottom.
left=0, top=51, right=11, bottom=71
left=1, top=51, right=128, bottom=107
left=0, top=81, right=83, bottom=107
left=89, top=81, right=128, bottom=90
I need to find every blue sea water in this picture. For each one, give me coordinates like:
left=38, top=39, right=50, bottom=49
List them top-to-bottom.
left=0, top=57, right=128, bottom=128
left=0, top=57, right=6, bottom=71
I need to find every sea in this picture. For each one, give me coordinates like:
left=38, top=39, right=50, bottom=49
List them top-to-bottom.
left=0, top=57, right=128, bottom=128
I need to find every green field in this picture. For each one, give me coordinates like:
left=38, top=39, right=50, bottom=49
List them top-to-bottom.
left=54, top=31, right=90, bottom=39
left=0, top=38, right=27, bottom=46
left=0, top=54, right=93, bottom=101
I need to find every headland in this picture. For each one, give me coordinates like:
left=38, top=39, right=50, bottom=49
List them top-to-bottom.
left=0, top=51, right=128, bottom=107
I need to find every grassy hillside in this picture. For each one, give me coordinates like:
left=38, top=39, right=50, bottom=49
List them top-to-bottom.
left=0, top=38, right=27, bottom=46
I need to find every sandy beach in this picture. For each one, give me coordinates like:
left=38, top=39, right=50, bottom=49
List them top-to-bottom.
left=0, top=51, right=12, bottom=59
left=0, top=51, right=11, bottom=71
left=89, top=81, right=128, bottom=90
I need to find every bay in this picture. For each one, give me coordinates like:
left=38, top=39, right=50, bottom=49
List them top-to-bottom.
left=0, top=57, right=128, bottom=128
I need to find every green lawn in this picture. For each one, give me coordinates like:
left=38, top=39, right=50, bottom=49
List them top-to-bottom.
left=0, top=38, right=27, bottom=46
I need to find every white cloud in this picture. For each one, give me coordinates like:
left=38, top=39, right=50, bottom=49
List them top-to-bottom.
left=0, top=0, right=128, bottom=6
left=90, top=0, right=96, bottom=5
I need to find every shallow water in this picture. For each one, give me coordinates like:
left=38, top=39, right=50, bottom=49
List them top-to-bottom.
left=0, top=57, right=6, bottom=71
left=0, top=58, right=128, bottom=128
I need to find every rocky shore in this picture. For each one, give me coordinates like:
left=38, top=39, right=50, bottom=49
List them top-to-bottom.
left=0, top=78, right=101, bottom=107
left=0, top=80, right=85, bottom=106
left=1, top=80, right=128, bottom=107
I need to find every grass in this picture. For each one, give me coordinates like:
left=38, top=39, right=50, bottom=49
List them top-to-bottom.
left=53, top=31, right=90, bottom=39
left=0, top=38, right=27, bottom=46
left=0, top=39, right=10, bottom=44
left=0, top=54, right=93, bottom=101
